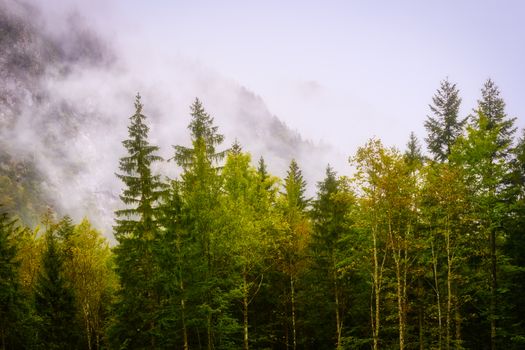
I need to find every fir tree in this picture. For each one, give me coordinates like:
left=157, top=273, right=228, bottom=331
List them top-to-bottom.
left=425, top=78, right=465, bottom=162
left=477, top=79, right=517, bottom=156
left=110, top=93, right=166, bottom=348
left=114, top=93, right=166, bottom=240
left=174, top=97, right=227, bottom=168
left=172, top=98, right=228, bottom=349
left=404, top=131, right=424, bottom=167
left=283, top=159, right=308, bottom=211
left=308, top=166, right=354, bottom=349
left=0, top=210, right=33, bottom=349
left=35, top=228, right=80, bottom=349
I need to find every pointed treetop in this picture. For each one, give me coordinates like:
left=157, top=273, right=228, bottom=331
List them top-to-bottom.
left=424, top=78, right=465, bottom=162
left=476, top=79, right=516, bottom=151
left=134, top=92, right=142, bottom=112
left=404, top=131, right=423, bottom=167
left=230, top=139, right=242, bottom=155
left=257, top=156, right=268, bottom=181
left=284, top=159, right=308, bottom=211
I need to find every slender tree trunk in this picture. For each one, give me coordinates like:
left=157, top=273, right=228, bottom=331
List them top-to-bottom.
left=446, top=224, right=452, bottom=350
left=371, top=227, right=381, bottom=350
left=490, top=228, right=497, bottom=350
left=177, top=239, right=189, bottom=350
left=431, top=241, right=443, bottom=350
left=395, top=252, right=405, bottom=350
left=333, top=255, right=343, bottom=350
left=243, top=272, right=250, bottom=350
left=290, top=275, right=297, bottom=350
left=418, top=277, right=424, bottom=350
left=334, top=279, right=342, bottom=350
left=181, top=296, right=189, bottom=350
left=455, top=302, right=462, bottom=349
left=83, top=305, right=92, bottom=350
left=207, top=313, right=212, bottom=350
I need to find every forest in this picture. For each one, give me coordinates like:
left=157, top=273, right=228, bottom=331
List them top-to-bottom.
left=1, top=78, right=524, bottom=350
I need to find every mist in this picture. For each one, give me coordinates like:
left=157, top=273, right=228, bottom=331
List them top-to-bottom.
left=0, top=0, right=347, bottom=238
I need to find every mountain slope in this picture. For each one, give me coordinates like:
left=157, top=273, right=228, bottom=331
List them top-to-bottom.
left=0, top=0, right=340, bottom=236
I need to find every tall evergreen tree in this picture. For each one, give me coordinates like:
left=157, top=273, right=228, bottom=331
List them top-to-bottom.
left=425, top=78, right=465, bottom=162
left=477, top=79, right=517, bottom=156
left=110, top=93, right=166, bottom=348
left=174, top=97, right=227, bottom=167
left=172, top=98, right=229, bottom=350
left=451, top=107, right=515, bottom=349
left=502, top=129, right=525, bottom=348
left=404, top=131, right=424, bottom=167
left=278, top=159, right=310, bottom=350
left=283, top=159, right=308, bottom=211
left=308, top=166, right=354, bottom=349
left=0, top=210, right=33, bottom=349
left=35, top=227, right=80, bottom=349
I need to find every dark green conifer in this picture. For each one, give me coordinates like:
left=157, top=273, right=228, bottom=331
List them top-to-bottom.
left=425, top=78, right=465, bottom=162
left=110, top=93, right=166, bottom=348
left=283, top=159, right=308, bottom=211
left=35, top=228, right=80, bottom=349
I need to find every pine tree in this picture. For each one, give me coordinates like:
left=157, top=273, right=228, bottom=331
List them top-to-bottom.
left=425, top=79, right=465, bottom=162
left=477, top=79, right=517, bottom=156
left=110, top=93, right=166, bottom=348
left=114, top=93, right=166, bottom=240
left=174, top=97, right=227, bottom=167
left=172, top=98, right=228, bottom=350
left=451, top=107, right=516, bottom=349
left=404, top=131, right=424, bottom=167
left=279, top=159, right=310, bottom=350
left=283, top=159, right=308, bottom=211
left=308, top=166, right=354, bottom=349
left=0, top=210, right=33, bottom=349
left=35, top=227, right=80, bottom=349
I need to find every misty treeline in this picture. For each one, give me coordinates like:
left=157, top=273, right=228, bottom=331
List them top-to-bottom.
left=1, top=78, right=524, bottom=350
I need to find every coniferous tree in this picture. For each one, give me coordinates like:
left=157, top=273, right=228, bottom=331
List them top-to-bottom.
left=425, top=79, right=465, bottom=162
left=477, top=79, right=517, bottom=156
left=110, top=93, right=166, bottom=348
left=173, top=98, right=229, bottom=349
left=451, top=107, right=515, bottom=349
left=502, top=129, right=525, bottom=348
left=404, top=131, right=424, bottom=167
left=278, top=159, right=310, bottom=350
left=283, top=159, right=308, bottom=211
left=308, top=166, right=354, bottom=349
left=0, top=210, right=34, bottom=349
left=35, top=226, right=80, bottom=349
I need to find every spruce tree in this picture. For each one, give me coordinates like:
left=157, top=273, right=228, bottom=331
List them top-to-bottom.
left=425, top=78, right=465, bottom=162
left=477, top=79, right=517, bottom=156
left=111, top=93, right=166, bottom=348
left=174, top=97, right=227, bottom=167
left=172, top=98, right=228, bottom=349
left=451, top=107, right=516, bottom=349
left=404, top=131, right=424, bottom=167
left=279, top=159, right=310, bottom=350
left=283, top=159, right=308, bottom=211
left=308, top=166, right=354, bottom=349
left=0, top=210, right=33, bottom=349
left=35, top=228, right=80, bottom=349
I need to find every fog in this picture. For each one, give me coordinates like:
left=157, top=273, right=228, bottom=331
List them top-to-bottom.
left=0, top=0, right=347, bottom=238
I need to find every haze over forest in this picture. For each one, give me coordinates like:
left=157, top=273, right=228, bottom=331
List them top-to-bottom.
left=1, top=1, right=524, bottom=350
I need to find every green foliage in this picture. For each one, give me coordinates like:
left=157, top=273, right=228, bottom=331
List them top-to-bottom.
left=425, top=78, right=465, bottom=162
left=1, top=86, right=525, bottom=349
left=111, top=93, right=167, bottom=348
left=0, top=209, right=35, bottom=349
left=35, top=222, right=81, bottom=349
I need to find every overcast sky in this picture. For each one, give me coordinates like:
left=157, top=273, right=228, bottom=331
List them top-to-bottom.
left=38, top=0, right=525, bottom=154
